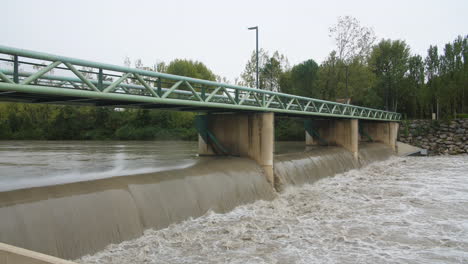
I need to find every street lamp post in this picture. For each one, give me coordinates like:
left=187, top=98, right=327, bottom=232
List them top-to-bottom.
left=248, top=26, right=259, bottom=89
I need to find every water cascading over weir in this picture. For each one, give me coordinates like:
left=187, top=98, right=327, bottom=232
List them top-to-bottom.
left=0, top=45, right=401, bottom=262
left=0, top=113, right=399, bottom=261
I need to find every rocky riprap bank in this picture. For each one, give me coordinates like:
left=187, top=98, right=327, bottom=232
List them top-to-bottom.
left=398, top=119, right=468, bottom=155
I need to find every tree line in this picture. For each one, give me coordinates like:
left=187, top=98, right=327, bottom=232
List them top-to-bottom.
left=0, top=16, right=466, bottom=140
left=240, top=16, right=467, bottom=119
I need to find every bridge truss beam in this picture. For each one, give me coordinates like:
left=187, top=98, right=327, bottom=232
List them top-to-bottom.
left=0, top=45, right=401, bottom=121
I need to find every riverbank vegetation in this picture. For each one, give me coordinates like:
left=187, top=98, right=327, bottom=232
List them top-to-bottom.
left=0, top=16, right=466, bottom=140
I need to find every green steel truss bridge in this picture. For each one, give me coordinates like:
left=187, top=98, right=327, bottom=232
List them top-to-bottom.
left=0, top=45, right=400, bottom=121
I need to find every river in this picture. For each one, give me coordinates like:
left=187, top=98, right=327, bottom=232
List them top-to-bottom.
left=0, top=140, right=306, bottom=192
left=0, top=140, right=199, bottom=191
left=0, top=141, right=467, bottom=263
left=78, top=155, right=468, bottom=264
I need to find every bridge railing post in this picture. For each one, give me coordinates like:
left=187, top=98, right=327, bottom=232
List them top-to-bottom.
left=13, top=55, right=19, bottom=84
left=98, top=69, right=103, bottom=91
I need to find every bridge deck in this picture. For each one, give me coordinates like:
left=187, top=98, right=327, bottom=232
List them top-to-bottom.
left=0, top=45, right=400, bottom=121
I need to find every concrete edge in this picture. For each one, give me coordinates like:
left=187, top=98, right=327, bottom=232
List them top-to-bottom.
left=396, top=141, right=426, bottom=157
left=0, top=243, right=78, bottom=264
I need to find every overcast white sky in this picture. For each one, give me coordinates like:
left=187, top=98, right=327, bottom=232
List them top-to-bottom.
left=3, top=0, right=467, bottom=81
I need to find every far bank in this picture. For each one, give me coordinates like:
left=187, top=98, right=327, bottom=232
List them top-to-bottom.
left=398, top=119, right=468, bottom=155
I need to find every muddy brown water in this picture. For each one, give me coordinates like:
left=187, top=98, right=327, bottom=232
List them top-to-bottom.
left=0, top=141, right=411, bottom=261
left=79, top=155, right=468, bottom=264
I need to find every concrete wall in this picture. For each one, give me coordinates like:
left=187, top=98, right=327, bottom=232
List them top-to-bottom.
left=198, top=112, right=274, bottom=185
left=360, top=121, right=399, bottom=151
left=0, top=243, right=77, bottom=264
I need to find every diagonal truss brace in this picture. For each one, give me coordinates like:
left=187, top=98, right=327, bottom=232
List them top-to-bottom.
left=22, top=61, right=62, bottom=85
left=64, top=62, right=100, bottom=92
left=0, top=71, right=14, bottom=84
left=103, top=72, right=131, bottom=93
left=133, top=73, right=159, bottom=97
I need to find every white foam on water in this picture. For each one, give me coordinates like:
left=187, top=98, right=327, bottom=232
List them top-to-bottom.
left=78, top=155, right=468, bottom=264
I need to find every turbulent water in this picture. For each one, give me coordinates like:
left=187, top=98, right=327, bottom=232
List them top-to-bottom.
left=0, top=141, right=277, bottom=259
left=1, top=141, right=466, bottom=263
left=79, top=156, right=468, bottom=264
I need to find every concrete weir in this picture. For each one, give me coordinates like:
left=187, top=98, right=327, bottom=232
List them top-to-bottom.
left=0, top=113, right=400, bottom=262
left=274, top=143, right=394, bottom=190
left=0, top=158, right=276, bottom=260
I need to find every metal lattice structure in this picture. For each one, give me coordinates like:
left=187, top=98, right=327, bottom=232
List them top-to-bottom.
left=0, top=45, right=401, bottom=121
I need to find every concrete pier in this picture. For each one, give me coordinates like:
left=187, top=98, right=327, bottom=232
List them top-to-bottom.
left=198, top=112, right=274, bottom=185
left=199, top=115, right=398, bottom=185
left=305, top=119, right=359, bottom=159
left=360, top=121, right=399, bottom=151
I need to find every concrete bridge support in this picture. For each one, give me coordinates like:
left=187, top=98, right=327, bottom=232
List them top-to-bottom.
left=198, top=112, right=274, bottom=185
left=305, top=119, right=359, bottom=159
left=359, top=121, right=399, bottom=151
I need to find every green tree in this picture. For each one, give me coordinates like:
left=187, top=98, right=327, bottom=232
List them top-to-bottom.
left=325, top=16, right=377, bottom=102
left=429, top=35, right=468, bottom=118
left=463, top=35, right=468, bottom=114
left=440, top=36, right=467, bottom=116
left=368, top=39, right=410, bottom=111
left=425, top=44, right=441, bottom=118
left=240, top=48, right=269, bottom=88
left=241, top=49, right=289, bottom=91
left=317, top=51, right=340, bottom=100
left=317, top=53, right=377, bottom=105
left=404, top=55, right=426, bottom=118
left=166, top=59, right=216, bottom=81
left=280, top=59, right=319, bottom=98
left=345, top=59, right=378, bottom=107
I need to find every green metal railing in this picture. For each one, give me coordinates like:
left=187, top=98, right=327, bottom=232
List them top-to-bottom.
left=0, top=45, right=401, bottom=121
